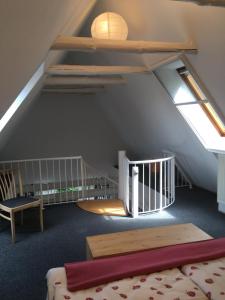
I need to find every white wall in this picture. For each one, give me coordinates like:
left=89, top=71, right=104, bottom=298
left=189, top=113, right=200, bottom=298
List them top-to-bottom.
left=0, top=92, right=126, bottom=172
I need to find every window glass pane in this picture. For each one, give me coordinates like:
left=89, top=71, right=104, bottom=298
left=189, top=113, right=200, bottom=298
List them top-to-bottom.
left=154, top=59, right=225, bottom=151
left=155, top=61, right=197, bottom=104
left=178, top=66, right=225, bottom=136
left=173, top=85, right=197, bottom=104
left=177, top=104, right=220, bottom=146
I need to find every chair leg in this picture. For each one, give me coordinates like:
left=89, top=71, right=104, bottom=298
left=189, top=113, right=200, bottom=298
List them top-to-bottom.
left=40, top=205, right=44, bottom=232
left=10, top=211, right=16, bottom=243
left=20, top=211, right=24, bottom=225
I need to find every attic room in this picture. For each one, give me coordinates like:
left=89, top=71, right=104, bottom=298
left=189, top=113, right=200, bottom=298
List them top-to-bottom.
left=1, top=0, right=225, bottom=299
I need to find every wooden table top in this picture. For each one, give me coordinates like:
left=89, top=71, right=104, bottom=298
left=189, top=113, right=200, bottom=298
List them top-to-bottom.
left=86, top=223, right=212, bottom=259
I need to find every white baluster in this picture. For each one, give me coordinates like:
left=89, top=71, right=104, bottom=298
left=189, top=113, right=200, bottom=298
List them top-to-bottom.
left=132, top=166, right=139, bottom=218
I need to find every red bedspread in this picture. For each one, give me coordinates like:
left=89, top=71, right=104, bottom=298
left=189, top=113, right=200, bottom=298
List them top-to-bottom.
left=65, top=237, right=225, bottom=292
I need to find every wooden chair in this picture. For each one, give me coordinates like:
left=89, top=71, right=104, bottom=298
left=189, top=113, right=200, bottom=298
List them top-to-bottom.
left=0, top=169, right=43, bottom=243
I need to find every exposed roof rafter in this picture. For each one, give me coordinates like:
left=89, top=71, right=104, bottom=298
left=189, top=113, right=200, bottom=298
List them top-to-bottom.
left=173, top=0, right=225, bottom=6
left=51, top=36, right=197, bottom=54
left=46, top=65, right=150, bottom=76
left=44, top=76, right=127, bottom=87
left=42, top=87, right=104, bottom=94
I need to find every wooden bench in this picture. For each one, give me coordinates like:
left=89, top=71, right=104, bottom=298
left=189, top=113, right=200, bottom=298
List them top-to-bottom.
left=86, top=223, right=212, bottom=260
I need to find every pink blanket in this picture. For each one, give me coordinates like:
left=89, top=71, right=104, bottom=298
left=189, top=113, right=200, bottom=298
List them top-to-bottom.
left=65, top=237, right=225, bottom=292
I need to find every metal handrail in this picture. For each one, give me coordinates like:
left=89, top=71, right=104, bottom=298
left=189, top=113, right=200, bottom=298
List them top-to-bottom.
left=129, top=155, right=175, bottom=165
left=0, top=156, right=82, bottom=164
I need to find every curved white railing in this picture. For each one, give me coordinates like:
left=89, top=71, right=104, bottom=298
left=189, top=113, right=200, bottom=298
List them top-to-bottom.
left=163, top=150, right=192, bottom=189
left=118, top=151, right=175, bottom=217
left=0, top=152, right=176, bottom=216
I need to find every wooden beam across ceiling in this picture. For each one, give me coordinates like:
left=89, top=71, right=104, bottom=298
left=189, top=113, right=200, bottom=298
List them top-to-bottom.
left=173, top=0, right=225, bottom=6
left=51, top=36, right=197, bottom=54
left=47, top=65, right=150, bottom=76
left=44, top=76, right=127, bottom=86
left=42, top=87, right=104, bottom=94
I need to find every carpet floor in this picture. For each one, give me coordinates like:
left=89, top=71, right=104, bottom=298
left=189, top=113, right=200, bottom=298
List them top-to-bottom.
left=0, top=187, right=225, bottom=300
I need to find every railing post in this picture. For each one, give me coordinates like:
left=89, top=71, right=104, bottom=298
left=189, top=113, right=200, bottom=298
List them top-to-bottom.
left=163, top=150, right=191, bottom=189
left=118, top=151, right=129, bottom=210
left=217, top=153, right=225, bottom=213
left=171, top=157, right=175, bottom=203
left=80, top=158, right=85, bottom=199
left=38, top=160, right=43, bottom=200
left=159, top=161, right=162, bottom=210
left=132, top=166, right=139, bottom=218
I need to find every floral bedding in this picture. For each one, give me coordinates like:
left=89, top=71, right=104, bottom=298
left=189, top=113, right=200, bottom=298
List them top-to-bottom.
left=47, top=237, right=225, bottom=300
left=182, top=257, right=225, bottom=300
left=46, top=267, right=208, bottom=300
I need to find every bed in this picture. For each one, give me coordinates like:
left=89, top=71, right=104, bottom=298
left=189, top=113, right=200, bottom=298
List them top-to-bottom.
left=46, top=232, right=225, bottom=300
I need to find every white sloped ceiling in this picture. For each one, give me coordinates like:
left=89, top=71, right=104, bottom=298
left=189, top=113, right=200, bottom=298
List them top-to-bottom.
left=0, top=0, right=96, bottom=150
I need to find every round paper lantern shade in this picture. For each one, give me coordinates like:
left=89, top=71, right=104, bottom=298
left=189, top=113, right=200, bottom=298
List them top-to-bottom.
left=91, top=12, right=128, bottom=40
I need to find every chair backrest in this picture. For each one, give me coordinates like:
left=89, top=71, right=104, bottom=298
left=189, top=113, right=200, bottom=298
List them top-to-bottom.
left=0, top=169, right=23, bottom=201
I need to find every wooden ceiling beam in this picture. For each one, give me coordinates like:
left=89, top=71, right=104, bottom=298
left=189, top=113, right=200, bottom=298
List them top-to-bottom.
left=173, top=0, right=225, bottom=6
left=51, top=36, right=197, bottom=54
left=46, top=65, right=150, bottom=76
left=44, top=76, right=127, bottom=86
left=43, top=84, right=105, bottom=89
left=42, top=88, right=104, bottom=94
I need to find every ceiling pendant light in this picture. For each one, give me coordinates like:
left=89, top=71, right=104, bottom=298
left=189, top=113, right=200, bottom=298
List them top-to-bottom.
left=91, top=12, right=128, bottom=40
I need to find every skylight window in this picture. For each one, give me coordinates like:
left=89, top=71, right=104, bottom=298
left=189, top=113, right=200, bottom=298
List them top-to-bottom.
left=154, top=57, right=225, bottom=152
left=0, top=63, right=44, bottom=133
left=177, top=66, right=225, bottom=137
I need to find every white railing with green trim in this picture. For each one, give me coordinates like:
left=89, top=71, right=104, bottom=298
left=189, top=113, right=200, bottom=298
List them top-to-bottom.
left=0, top=156, right=118, bottom=205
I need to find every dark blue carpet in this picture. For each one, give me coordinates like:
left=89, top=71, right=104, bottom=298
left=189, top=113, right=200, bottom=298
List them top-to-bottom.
left=0, top=187, right=225, bottom=300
